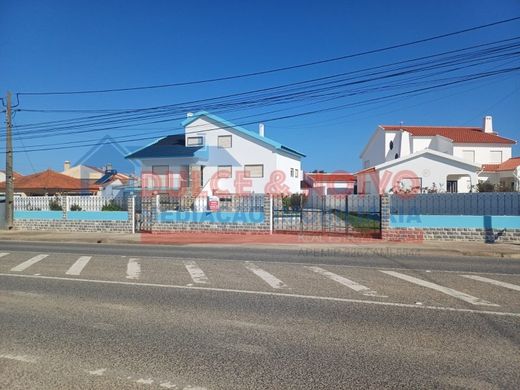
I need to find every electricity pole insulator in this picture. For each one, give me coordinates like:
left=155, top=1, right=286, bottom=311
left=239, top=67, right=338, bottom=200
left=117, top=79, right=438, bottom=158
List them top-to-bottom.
left=5, top=91, right=14, bottom=229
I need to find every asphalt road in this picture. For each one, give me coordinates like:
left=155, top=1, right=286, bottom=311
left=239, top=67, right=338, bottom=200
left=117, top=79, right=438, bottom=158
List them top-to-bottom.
left=1, top=241, right=520, bottom=389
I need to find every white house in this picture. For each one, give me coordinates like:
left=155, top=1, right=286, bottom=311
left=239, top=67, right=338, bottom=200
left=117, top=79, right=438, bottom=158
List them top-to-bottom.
left=126, top=111, right=305, bottom=196
left=358, top=116, right=517, bottom=194
left=61, top=161, right=104, bottom=180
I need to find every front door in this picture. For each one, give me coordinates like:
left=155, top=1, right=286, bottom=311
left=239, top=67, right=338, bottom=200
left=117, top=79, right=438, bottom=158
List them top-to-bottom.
left=446, top=180, right=458, bottom=193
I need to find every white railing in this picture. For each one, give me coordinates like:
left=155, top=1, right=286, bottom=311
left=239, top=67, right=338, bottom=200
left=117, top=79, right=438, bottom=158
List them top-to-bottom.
left=14, top=195, right=126, bottom=211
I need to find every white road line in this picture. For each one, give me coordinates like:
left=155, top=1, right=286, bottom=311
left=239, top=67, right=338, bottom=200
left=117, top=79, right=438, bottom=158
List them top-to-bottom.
left=0, top=253, right=9, bottom=258
left=10, top=254, right=49, bottom=272
left=65, top=256, right=92, bottom=276
left=126, top=258, right=141, bottom=280
left=184, top=260, right=209, bottom=284
left=244, top=262, right=288, bottom=289
left=306, top=266, right=386, bottom=297
left=380, top=270, right=498, bottom=307
left=1, top=273, right=518, bottom=318
left=462, top=275, right=520, bottom=292
left=0, top=354, right=38, bottom=363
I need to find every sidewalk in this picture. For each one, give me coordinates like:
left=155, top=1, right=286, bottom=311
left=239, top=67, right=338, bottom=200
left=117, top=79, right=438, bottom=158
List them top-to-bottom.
left=0, top=230, right=518, bottom=259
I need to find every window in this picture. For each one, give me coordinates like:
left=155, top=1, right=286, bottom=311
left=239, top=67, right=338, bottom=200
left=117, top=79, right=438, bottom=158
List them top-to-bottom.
left=217, top=135, right=232, bottom=148
left=187, top=136, right=203, bottom=146
left=389, top=140, right=394, bottom=150
left=462, top=150, right=475, bottom=162
left=489, top=150, right=503, bottom=163
left=395, top=153, right=399, bottom=159
left=244, top=164, right=264, bottom=178
left=152, top=165, right=169, bottom=188
left=217, top=165, right=232, bottom=178
left=290, top=168, right=294, bottom=177
left=295, top=169, right=299, bottom=178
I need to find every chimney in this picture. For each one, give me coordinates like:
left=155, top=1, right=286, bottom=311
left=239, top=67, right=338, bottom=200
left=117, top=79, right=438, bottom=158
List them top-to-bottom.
left=186, top=112, right=194, bottom=118
left=483, top=116, right=493, bottom=133
left=259, top=123, right=265, bottom=137
left=63, top=160, right=70, bottom=171
left=106, top=163, right=113, bottom=172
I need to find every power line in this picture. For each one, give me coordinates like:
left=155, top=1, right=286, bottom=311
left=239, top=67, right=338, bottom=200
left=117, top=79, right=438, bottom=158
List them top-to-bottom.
left=16, top=16, right=520, bottom=96
left=10, top=37, right=520, bottom=137
left=9, top=49, right=520, bottom=141
left=13, top=65, right=520, bottom=153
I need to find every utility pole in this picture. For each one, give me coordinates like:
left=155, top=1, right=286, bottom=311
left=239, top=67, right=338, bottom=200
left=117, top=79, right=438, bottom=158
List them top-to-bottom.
left=5, top=91, right=14, bottom=229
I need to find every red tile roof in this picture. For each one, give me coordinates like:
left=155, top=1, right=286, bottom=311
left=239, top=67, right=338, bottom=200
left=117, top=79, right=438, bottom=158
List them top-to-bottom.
left=381, top=125, right=515, bottom=144
left=481, top=157, right=520, bottom=172
left=481, top=164, right=501, bottom=173
left=0, top=169, right=98, bottom=193
left=306, top=172, right=356, bottom=182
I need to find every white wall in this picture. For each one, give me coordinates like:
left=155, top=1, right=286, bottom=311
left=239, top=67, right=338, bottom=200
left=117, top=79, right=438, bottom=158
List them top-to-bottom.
left=360, top=128, right=386, bottom=167
left=453, top=144, right=512, bottom=165
left=359, top=154, right=478, bottom=194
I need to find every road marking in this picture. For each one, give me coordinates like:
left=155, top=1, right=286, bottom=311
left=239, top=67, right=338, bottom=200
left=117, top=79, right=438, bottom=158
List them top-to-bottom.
left=0, top=252, right=9, bottom=258
left=10, top=254, right=49, bottom=272
left=65, top=256, right=92, bottom=276
left=126, top=258, right=141, bottom=280
left=184, top=260, right=209, bottom=284
left=244, top=262, right=288, bottom=289
left=306, top=266, right=386, bottom=297
left=380, top=270, right=498, bottom=307
left=1, top=273, right=518, bottom=318
left=461, top=275, right=520, bottom=292
left=0, top=353, right=38, bottom=363
left=86, top=368, right=107, bottom=376
left=136, top=378, right=154, bottom=385
left=159, top=382, right=176, bottom=388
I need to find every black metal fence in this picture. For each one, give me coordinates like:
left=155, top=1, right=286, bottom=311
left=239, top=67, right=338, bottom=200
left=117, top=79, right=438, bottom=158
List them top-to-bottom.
left=390, top=192, right=520, bottom=216
left=273, top=194, right=381, bottom=237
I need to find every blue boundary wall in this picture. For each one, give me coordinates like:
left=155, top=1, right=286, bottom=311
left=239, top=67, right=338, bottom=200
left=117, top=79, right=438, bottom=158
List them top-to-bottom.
left=14, top=210, right=129, bottom=221
left=15, top=211, right=63, bottom=220
left=158, top=211, right=265, bottom=224
left=390, top=215, right=520, bottom=229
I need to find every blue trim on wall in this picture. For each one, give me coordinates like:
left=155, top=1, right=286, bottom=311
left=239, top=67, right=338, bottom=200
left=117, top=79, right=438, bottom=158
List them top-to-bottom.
left=15, top=211, right=63, bottom=220
left=67, top=211, right=129, bottom=221
left=158, top=211, right=265, bottom=224
left=390, top=215, right=520, bottom=229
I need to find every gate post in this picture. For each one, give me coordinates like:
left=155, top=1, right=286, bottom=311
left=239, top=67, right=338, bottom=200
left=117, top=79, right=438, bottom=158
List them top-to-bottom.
left=380, top=194, right=390, bottom=239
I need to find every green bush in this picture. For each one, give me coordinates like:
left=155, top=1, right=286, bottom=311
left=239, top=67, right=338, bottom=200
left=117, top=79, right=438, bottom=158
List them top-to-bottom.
left=282, top=194, right=305, bottom=210
left=49, top=199, right=63, bottom=211
left=101, top=201, right=124, bottom=211
left=70, top=204, right=82, bottom=211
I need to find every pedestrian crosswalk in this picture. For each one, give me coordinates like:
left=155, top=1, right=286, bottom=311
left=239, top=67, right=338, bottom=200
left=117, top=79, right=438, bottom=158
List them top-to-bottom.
left=1, top=251, right=520, bottom=311
left=65, top=256, right=92, bottom=276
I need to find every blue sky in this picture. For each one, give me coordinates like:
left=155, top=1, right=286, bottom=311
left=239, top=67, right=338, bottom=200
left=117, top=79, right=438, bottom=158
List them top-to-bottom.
left=1, top=0, right=519, bottom=175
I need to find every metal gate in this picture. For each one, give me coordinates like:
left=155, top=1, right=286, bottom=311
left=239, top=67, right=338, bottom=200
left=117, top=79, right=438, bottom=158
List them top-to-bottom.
left=273, top=194, right=381, bottom=238
left=139, top=196, right=155, bottom=232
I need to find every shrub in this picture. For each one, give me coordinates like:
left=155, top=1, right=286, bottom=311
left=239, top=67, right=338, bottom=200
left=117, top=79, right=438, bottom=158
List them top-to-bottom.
left=477, top=182, right=495, bottom=192
left=282, top=194, right=305, bottom=211
left=49, top=199, right=63, bottom=211
left=102, top=201, right=124, bottom=211
left=70, top=204, right=82, bottom=211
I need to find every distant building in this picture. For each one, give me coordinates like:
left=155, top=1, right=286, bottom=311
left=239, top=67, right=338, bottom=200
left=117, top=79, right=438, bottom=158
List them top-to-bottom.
left=302, top=172, right=356, bottom=195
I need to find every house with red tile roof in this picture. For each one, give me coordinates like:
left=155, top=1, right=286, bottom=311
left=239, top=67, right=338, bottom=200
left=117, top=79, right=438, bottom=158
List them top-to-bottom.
left=358, top=116, right=517, bottom=194
left=480, top=157, right=520, bottom=191
left=0, top=169, right=99, bottom=196
left=302, top=172, right=356, bottom=195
